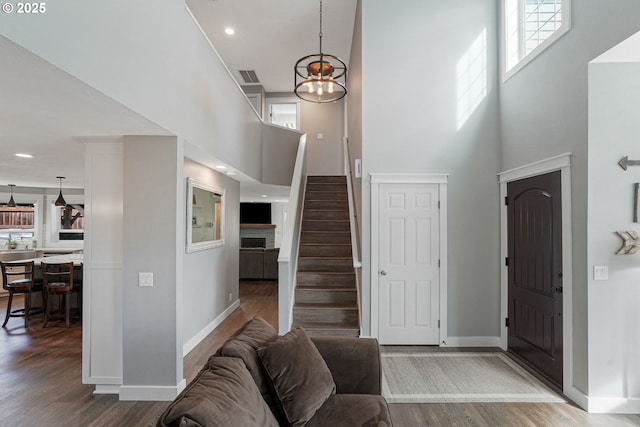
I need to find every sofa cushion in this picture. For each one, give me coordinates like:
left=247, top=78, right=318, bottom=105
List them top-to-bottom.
left=215, top=316, right=277, bottom=403
left=257, top=328, right=336, bottom=427
left=156, top=357, right=279, bottom=427
left=304, top=394, right=393, bottom=427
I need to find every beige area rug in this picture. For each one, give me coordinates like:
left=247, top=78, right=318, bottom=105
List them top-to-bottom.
left=381, top=352, right=566, bottom=403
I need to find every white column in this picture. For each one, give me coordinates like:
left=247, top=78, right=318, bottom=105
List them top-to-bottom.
left=81, top=137, right=124, bottom=394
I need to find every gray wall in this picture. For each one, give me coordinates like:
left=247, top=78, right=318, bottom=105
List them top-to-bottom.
left=347, top=0, right=364, bottom=323
left=358, top=0, right=501, bottom=337
left=499, top=0, right=640, bottom=394
left=588, top=61, right=640, bottom=401
left=266, top=93, right=345, bottom=176
left=301, top=100, right=345, bottom=176
left=262, top=124, right=304, bottom=186
left=122, top=136, right=182, bottom=387
left=182, top=158, right=240, bottom=347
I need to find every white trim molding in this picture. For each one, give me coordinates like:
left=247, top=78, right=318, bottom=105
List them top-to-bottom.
left=501, top=0, right=572, bottom=81
left=498, top=153, right=576, bottom=407
left=370, top=173, right=449, bottom=346
left=370, top=173, right=449, bottom=185
left=183, top=299, right=240, bottom=356
left=442, top=336, right=502, bottom=348
left=119, top=380, right=187, bottom=401
left=587, top=397, right=640, bottom=414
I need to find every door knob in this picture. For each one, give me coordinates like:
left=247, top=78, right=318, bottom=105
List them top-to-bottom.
left=380, top=270, right=387, bottom=276
left=551, top=286, right=563, bottom=294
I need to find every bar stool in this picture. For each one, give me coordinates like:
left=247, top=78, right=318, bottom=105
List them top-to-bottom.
left=1, top=261, right=39, bottom=328
left=41, top=262, right=75, bottom=328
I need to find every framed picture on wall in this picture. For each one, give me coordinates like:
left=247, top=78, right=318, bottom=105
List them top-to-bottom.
left=186, top=177, right=225, bottom=252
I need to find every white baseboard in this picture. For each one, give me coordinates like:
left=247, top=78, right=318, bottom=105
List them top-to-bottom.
left=182, top=299, right=240, bottom=356
left=442, top=336, right=502, bottom=347
left=119, top=379, right=187, bottom=401
left=93, top=384, right=121, bottom=395
left=564, top=385, right=588, bottom=410
left=587, top=396, right=640, bottom=414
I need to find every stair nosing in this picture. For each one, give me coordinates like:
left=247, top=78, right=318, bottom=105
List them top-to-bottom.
left=297, top=271, right=355, bottom=275
left=297, top=286, right=356, bottom=291
left=294, top=303, right=359, bottom=310
left=293, top=322, right=359, bottom=330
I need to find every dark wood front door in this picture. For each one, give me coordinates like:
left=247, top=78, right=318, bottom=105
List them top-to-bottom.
left=507, top=171, right=563, bottom=386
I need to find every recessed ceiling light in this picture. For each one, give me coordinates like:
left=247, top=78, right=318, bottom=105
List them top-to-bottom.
left=225, top=27, right=235, bottom=35
left=15, top=153, right=33, bottom=158
left=216, top=165, right=227, bottom=170
left=226, top=172, right=236, bottom=176
left=261, top=194, right=268, bottom=198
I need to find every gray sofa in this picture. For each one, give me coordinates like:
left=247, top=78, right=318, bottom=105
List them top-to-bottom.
left=157, top=316, right=392, bottom=427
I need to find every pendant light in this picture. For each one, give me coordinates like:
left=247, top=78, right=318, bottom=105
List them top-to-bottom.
left=294, top=0, right=347, bottom=103
left=55, top=176, right=67, bottom=207
left=6, top=184, right=16, bottom=208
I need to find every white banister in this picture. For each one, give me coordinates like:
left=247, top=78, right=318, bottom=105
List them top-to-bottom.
left=277, top=134, right=307, bottom=335
left=343, top=136, right=363, bottom=331
left=343, top=137, right=362, bottom=268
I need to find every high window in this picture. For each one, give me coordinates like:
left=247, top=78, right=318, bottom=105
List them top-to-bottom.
left=503, top=0, right=571, bottom=79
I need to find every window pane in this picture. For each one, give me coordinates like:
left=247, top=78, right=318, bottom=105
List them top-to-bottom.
left=523, top=0, right=562, bottom=55
left=270, top=103, right=297, bottom=129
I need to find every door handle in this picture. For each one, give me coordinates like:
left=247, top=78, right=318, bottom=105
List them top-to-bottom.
left=380, top=270, right=387, bottom=276
left=551, top=286, right=563, bottom=294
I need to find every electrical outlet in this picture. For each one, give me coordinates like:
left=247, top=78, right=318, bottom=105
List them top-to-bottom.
left=139, top=272, right=154, bottom=287
left=228, top=292, right=233, bottom=302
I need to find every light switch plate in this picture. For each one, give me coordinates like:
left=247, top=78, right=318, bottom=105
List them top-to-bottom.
left=593, top=266, right=608, bottom=281
left=139, top=272, right=154, bottom=287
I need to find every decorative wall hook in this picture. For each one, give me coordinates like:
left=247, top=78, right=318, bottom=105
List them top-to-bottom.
left=618, top=156, right=640, bottom=171
left=616, top=230, right=640, bottom=254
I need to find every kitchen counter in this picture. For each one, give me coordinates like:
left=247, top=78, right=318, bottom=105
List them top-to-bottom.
left=0, top=250, right=37, bottom=262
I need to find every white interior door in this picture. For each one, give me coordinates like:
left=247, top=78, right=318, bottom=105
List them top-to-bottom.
left=377, top=183, right=440, bottom=344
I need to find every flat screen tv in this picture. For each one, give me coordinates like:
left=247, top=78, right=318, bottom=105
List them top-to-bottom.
left=240, top=203, right=271, bottom=224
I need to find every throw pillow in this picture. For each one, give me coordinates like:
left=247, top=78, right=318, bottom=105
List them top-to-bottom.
left=215, top=316, right=278, bottom=403
left=257, top=328, right=336, bottom=427
left=157, top=357, right=279, bottom=427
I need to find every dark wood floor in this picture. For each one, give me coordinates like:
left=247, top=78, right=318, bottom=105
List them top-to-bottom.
left=1, top=282, right=639, bottom=426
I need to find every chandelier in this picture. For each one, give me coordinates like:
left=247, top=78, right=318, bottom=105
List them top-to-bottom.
left=294, top=0, right=347, bottom=103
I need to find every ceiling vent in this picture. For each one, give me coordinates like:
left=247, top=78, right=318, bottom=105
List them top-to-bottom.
left=239, top=70, right=260, bottom=84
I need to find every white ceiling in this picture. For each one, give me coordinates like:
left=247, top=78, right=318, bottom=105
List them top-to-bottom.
left=0, top=0, right=357, bottom=201
left=187, top=0, right=357, bottom=93
left=0, top=37, right=170, bottom=191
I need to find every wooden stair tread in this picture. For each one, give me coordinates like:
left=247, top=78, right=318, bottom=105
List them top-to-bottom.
left=294, top=175, right=359, bottom=338
left=302, top=230, right=351, bottom=236
left=300, top=243, right=351, bottom=247
left=297, top=271, right=355, bottom=275
left=297, top=285, right=355, bottom=291
left=295, top=303, right=358, bottom=310
left=295, top=322, right=360, bottom=330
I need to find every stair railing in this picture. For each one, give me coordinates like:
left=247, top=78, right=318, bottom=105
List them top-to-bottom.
left=277, top=134, right=307, bottom=334
left=343, top=136, right=363, bottom=332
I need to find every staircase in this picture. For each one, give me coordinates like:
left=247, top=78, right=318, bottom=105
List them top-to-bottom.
left=292, top=176, right=360, bottom=337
